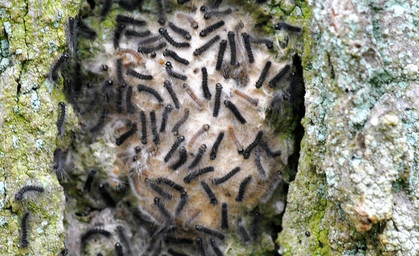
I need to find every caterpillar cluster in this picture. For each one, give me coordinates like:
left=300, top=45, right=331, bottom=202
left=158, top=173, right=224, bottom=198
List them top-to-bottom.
left=49, top=0, right=303, bottom=254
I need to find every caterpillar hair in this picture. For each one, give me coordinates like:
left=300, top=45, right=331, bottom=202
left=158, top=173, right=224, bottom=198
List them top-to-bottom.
left=86, top=0, right=95, bottom=9
left=100, top=0, right=112, bottom=17
left=117, top=0, right=141, bottom=10
left=156, top=0, right=166, bottom=25
left=177, top=0, right=191, bottom=4
left=211, top=0, right=222, bottom=8
left=204, top=8, right=233, bottom=19
left=176, top=13, right=199, bottom=29
left=116, top=15, right=147, bottom=26
left=67, top=17, right=77, bottom=56
left=76, top=18, right=97, bottom=40
left=199, top=21, right=225, bottom=37
left=168, top=22, right=191, bottom=40
left=274, top=22, right=302, bottom=32
left=114, top=24, right=126, bottom=49
left=159, top=28, right=190, bottom=48
left=125, top=29, right=152, bottom=38
left=227, top=31, right=238, bottom=66
left=241, top=33, right=254, bottom=63
left=138, top=35, right=162, bottom=45
left=193, top=35, right=221, bottom=56
left=248, top=35, right=273, bottom=49
left=215, top=40, right=227, bottom=70
left=138, top=42, right=167, bottom=54
left=117, top=48, right=143, bottom=65
left=163, top=49, right=190, bottom=65
left=49, top=52, right=69, bottom=82
left=116, top=58, right=125, bottom=83
left=255, top=61, right=271, bottom=88
left=165, top=62, right=188, bottom=81
left=268, top=64, right=290, bottom=88
left=201, top=67, right=211, bottom=99
left=126, top=68, right=153, bottom=80
left=63, top=79, right=81, bottom=113
left=102, top=79, right=114, bottom=103
left=164, top=80, right=181, bottom=109
left=213, top=83, right=222, bottom=117
left=116, top=84, right=126, bottom=113
left=137, top=84, right=164, bottom=103
left=183, top=84, right=204, bottom=110
left=126, top=86, right=136, bottom=114
left=233, top=89, right=258, bottom=106
left=224, top=100, right=246, bottom=124
left=57, top=102, right=66, bottom=137
left=160, top=104, right=173, bottom=133
left=171, top=108, right=189, bottom=136
left=90, top=109, right=109, bottom=133
left=140, top=111, right=147, bottom=144
left=150, top=111, right=160, bottom=145
left=116, top=122, right=137, bottom=146
left=188, top=124, right=210, bottom=150
left=228, top=125, right=243, bottom=154
left=243, top=130, right=263, bottom=159
left=209, top=132, right=224, bottom=160
left=164, top=136, right=185, bottom=162
left=259, top=140, right=281, bottom=157
left=188, top=144, right=206, bottom=169
left=170, top=146, right=188, bottom=170
left=53, top=148, right=69, bottom=181
left=254, top=148, right=266, bottom=179
left=183, top=166, right=214, bottom=183
left=212, top=166, right=240, bottom=185
left=83, top=169, right=97, bottom=193
left=260, top=171, right=283, bottom=203
left=235, top=175, right=252, bottom=202
left=156, top=177, right=185, bottom=193
left=146, top=178, right=173, bottom=200
left=200, top=181, right=218, bottom=205
left=98, top=183, right=117, bottom=207
left=15, top=185, right=44, bottom=201
left=175, top=191, right=188, bottom=216
left=154, top=197, right=172, bottom=222
left=221, top=202, right=228, bottom=229
left=131, top=207, right=158, bottom=233
left=20, top=211, right=30, bottom=248
left=250, top=212, right=260, bottom=241
left=237, top=218, right=251, bottom=243
left=195, top=225, right=225, bottom=240
left=80, top=228, right=112, bottom=249
left=165, top=236, right=194, bottom=245
left=196, top=237, right=206, bottom=256
left=210, top=238, right=223, bottom=256
left=151, top=240, right=163, bottom=256
left=115, top=242, right=124, bottom=256
left=168, top=248, right=187, bottom=256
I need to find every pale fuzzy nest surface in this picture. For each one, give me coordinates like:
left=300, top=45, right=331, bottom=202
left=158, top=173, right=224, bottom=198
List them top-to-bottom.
left=62, top=0, right=294, bottom=255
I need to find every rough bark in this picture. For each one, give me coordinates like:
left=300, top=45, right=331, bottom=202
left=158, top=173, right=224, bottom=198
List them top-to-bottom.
left=0, top=0, right=79, bottom=254
left=279, top=0, right=419, bottom=255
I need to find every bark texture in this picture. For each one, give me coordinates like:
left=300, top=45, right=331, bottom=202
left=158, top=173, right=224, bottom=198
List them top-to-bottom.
left=0, top=0, right=79, bottom=254
left=279, top=0, right=419, bottom=255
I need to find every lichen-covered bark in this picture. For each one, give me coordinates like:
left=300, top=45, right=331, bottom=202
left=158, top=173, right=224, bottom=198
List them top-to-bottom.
left=0, top=0, right=79, bottom=254
left=279, top=0, right=419, bottom=255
